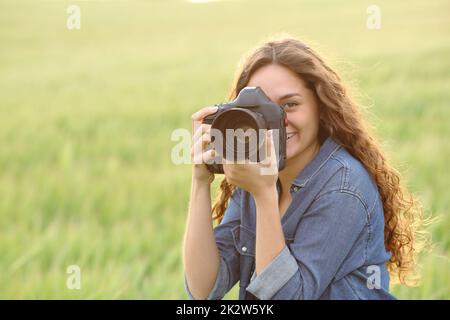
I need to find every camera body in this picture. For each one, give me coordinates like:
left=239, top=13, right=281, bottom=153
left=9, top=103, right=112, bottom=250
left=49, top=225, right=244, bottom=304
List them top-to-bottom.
left=202, top=86, right=287, bottom=174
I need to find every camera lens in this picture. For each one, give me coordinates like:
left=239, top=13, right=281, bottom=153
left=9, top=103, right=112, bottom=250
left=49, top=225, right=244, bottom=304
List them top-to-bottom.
left=211, top=108, right=266, bottom=163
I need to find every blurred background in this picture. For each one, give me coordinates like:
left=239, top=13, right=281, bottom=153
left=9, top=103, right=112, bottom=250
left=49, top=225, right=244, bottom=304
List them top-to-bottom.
left=0, top=0, right=448, bottom=299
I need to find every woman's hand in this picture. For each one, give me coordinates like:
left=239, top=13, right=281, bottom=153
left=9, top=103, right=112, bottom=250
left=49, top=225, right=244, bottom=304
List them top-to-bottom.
left=190, top=106, right=218, bottom=185
left=223, top=130, right=279, bottom=198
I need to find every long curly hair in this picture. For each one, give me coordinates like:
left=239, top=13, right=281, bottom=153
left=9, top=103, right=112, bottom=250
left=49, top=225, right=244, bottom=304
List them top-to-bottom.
left=211, top=36, right=428, bottom=286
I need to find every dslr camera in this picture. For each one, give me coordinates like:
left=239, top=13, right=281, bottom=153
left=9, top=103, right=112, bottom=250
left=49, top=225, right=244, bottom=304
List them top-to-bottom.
left=202, top=86, right=287, bottom=174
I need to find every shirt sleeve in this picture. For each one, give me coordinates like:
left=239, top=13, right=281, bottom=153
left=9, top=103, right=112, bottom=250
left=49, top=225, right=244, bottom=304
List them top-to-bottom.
left=184, top=188, right=242, bottom=300
left=246, top=190, right=368, bottom=300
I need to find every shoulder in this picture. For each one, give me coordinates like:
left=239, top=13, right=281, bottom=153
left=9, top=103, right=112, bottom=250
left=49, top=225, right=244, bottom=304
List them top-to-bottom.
left=319, top=145, right=380, bottom=213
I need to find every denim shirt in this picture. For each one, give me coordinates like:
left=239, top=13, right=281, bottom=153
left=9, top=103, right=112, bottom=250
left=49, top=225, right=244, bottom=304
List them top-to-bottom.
left=185, top=137, right=396, bottom=300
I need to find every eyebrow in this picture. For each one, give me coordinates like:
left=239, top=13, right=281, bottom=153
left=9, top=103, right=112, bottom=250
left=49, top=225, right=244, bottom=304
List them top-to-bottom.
left=278, top=93, right=302, bottom=100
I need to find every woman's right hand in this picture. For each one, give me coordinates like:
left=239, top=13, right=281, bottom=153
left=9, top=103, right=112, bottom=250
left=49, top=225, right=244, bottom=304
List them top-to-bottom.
left=191, top=106, right=219, bottom=185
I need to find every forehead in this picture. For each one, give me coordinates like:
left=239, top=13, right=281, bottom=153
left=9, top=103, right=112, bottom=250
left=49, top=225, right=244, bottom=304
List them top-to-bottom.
left=246, top=64, right=308, bottom=101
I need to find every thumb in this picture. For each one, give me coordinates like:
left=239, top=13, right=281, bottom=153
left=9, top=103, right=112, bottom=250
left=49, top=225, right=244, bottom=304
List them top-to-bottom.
left=260, top=130, right=278, bottom=175
left=266, top=130, right=277, bottom=163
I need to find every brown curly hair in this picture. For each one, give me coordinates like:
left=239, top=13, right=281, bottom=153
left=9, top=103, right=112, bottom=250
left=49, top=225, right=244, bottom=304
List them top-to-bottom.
left=211, top=35, right=428, bottom=286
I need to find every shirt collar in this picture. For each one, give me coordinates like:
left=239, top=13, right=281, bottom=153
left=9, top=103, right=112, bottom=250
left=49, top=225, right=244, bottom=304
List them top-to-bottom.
left=291, top=136, right=342, bottom=188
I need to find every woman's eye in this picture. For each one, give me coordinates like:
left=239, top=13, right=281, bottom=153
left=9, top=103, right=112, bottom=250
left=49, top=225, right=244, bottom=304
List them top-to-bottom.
left=282, top=102, right=298, bottom=109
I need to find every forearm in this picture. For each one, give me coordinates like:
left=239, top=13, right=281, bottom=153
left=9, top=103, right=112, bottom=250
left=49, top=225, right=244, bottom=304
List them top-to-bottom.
left=183, top=178, right=220, bottom=299
left=253, top=186, right=286, bottom=274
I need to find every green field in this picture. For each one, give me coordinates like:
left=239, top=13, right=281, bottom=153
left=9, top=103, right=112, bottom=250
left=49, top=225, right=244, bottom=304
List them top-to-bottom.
left=0, top=0, right=448, bottom=299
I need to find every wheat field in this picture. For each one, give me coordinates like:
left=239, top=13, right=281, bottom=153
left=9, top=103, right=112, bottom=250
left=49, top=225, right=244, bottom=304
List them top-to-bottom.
left=0, top=0, right=448, bottom=299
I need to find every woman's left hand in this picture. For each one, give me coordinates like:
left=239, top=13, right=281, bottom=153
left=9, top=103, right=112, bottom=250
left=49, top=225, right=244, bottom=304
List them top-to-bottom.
left=223, top=130, right=279, bottom=198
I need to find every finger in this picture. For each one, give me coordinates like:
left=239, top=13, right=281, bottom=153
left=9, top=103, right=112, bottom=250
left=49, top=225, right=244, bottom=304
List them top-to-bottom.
left=191, top=106, right=219, bottom=122
left=191, top=106, right=216, bottom=139
left=192, top=124, right=211, bottom=142
left=260, top=129, right=272, bottom=166
left=260, top=130, right=278, bottom=175
left=267, top=130, right=278, bottom=167
left=268, top=130, right=276, bottom=157
left=192, top=131, right=211, bottom=152
left=191, top=133, right=213, bottom=163
left=192, top=148, right=216, bottom=165
left=203, top=148, right=217, bottom=164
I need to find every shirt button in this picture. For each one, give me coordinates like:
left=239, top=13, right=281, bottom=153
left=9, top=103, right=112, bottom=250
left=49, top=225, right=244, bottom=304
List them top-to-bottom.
left=242, top=246, right=247, bottom=252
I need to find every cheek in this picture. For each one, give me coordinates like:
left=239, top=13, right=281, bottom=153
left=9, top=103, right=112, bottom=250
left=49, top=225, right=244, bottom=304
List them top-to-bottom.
left=304, top=103, right=320, bottom=129
left=289, top=108, right=319, bottom=131
left=287, top=110, right=306, bottom=128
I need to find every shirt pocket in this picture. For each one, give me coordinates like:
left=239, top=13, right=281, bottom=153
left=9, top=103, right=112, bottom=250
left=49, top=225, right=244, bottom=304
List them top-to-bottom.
left=231, top=225, right=256, bottom=257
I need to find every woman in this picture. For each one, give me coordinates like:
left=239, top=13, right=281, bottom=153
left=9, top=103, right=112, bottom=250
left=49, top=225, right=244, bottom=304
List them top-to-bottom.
left=183, top=36, right=423, bottom=300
